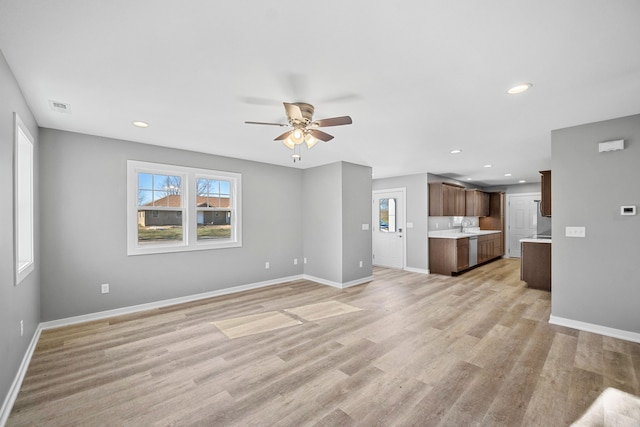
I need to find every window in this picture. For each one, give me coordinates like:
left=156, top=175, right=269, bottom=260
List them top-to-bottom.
left=15, top=114, right=35, bottom=284
left=127, top=161, right=241, bottom=255
left=379, top=198, right=397, bottom=232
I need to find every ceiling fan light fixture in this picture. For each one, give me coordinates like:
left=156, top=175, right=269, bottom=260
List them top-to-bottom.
left=291, top=128, right=304, bottom=144
left=304, top=133, right=318, bottom=149
left=282, top=136, right=295, bottom=149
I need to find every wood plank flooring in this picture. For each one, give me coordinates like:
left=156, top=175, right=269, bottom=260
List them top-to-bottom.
left=7, top=259, right=640, bottom=426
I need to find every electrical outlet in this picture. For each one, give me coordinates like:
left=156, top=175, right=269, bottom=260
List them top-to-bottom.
left=294, top=258, right=298, bottom=265
left=303, top=258, right=307, bottom=264
left=265, top=261, right=270, bottom=269
left=359, top=261, right=363, bottom=268
left=101, top=283, right=109, bottom=294
left=20, top=320, right=23, bottom=337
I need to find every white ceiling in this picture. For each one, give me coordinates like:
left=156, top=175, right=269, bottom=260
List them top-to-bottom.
left=1, top=1, right=639, bottom=185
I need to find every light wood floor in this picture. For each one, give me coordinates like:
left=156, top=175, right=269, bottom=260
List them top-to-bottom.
left=8, top=259, right=640, bottom=426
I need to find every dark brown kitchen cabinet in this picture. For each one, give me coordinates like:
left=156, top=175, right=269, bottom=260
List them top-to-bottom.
left=540, top=170, right=551, bottom=217
left=429, top=183, right=466, bottom=216
left=465, top=189, right=490, bottom=217
left=479, top=192, right=505, bottom=256
left=477, top=232, right=502, bottom=263
left=429, top=237, right=469, bottom=275
left=456, top=238, right=470, bottom=271
left=521, top=241, right=551, bottom=291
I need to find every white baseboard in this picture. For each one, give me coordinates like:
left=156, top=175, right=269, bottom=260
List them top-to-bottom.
left=404, top=267, right=430, bottom=275
left=40, top=274, right=305, bottom=330
left=302, top=274, right=373, bottom=289
left=549, top=315, right=640, bottom=344
left=0, top=326, right=42, bottom=427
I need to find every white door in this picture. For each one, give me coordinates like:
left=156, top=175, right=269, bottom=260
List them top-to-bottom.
left=372, top=189, right=405, bottom=269
left=507, top=193, right=540, bottom=258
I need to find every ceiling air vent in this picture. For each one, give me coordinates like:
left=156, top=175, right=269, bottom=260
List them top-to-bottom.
left=48, top=100, right=72, bottom=114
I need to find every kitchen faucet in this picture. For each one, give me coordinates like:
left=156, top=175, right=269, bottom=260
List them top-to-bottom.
left=460, top=219, right=470, bottom=232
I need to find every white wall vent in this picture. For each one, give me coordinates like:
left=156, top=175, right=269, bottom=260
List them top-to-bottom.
left=48, top=100, right=72, bottom=114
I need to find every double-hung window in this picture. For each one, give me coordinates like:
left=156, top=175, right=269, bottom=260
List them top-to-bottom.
left=14, top=114, right=35, bottom=284
left=127, top=161, right=241, bottom=255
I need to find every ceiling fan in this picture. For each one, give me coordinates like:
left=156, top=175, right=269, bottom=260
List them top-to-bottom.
left=245, top=102, right=352, bottom=162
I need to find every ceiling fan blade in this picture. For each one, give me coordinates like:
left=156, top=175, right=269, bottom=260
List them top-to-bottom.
left=283, top=103, right=303, bottom=121
left=312, top=116, right=353, bottom=127
left=245, top=121, right=288, bottom=127
left=308, top=129, right=334, bottom=142
left=274, top=130, right=293, bottom=141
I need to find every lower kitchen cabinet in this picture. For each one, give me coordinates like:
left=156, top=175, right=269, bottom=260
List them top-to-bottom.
left=429, top=232, right=502, bottom=276
left=478, top=232, right=503, bottom=263
left=429, top=237, right=469, bottom=276
left=521, top=241, right=551, bottom=291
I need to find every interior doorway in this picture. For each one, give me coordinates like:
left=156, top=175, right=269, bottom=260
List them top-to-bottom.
left=372, top=188, right=406, bottom=269
left=506, top=193, right=540, bottom=257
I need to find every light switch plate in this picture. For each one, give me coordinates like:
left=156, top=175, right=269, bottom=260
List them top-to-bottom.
left=407, top=222, right=414, bottom=228
left=362, top=223, right=370, bottom=230
left=565, top=226, right=586, bottom=238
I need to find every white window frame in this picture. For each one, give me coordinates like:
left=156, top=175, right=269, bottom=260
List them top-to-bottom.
left=14, top=113, right=35, bottom=284
left=127, top=160, right=242, bottom=255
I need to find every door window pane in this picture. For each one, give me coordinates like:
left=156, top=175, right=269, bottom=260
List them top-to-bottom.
left=379, top=198, right=397, bottom=232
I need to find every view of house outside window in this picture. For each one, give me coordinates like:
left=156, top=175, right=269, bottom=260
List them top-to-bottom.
left=137, top=173, right=184, bottom=245
left=196, top=177, right=232, bottom=240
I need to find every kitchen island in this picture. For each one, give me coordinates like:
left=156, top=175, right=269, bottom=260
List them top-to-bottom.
left=520, top=236, right=551, bottom=291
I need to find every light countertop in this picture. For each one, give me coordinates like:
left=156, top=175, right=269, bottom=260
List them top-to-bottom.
left=428, top=229, right=501, bottom=239
left=520, top=236, right=552, bottom=244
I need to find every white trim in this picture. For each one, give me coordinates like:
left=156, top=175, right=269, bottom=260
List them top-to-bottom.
left=14, top=113, right=35, bottom=285
left=404, top=267, right=430, bottom=275
left=302, top=274, right=373, bottom=289
left=41, top=275, right=303, bottom=330
left=549, top=315, right=640, bottom=344
left=0, top=326, right=41, bottom=427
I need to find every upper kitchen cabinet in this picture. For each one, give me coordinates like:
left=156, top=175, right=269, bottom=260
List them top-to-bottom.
left=540, top=170, right=551, bottom=217
left=429, top=183, right=466, bottom=216
left=465, top=189, right=490, bottom=217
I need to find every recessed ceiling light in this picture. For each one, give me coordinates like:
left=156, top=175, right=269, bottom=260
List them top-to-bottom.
left=507, top=83, right=532, bottom=95
left=132, top=121, right=149, bottom=128
left=450, top=149, right=462, bottom=154
left=483, top=164, right=492, bottom=168
left=504, top=173, right=512, bottom=177
left=466, top=178, right=472, bottom=181
left=519, top=180, right=526, bottom=183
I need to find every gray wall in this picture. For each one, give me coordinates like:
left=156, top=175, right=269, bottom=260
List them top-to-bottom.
left=0, top=51, right=40, bottom=413
left=551, top=114, right=640, bottom=334
left=39, top=128, right=304, bottom=320
left=302, top=162, right=373, bottom=284
left=302, top=162, right=343, bottom=283
left=341, top=162, right=373, bottom=283
left=373, top=173, right=429, bottom=272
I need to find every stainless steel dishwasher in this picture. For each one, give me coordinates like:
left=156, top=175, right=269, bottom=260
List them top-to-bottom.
left=469, top=235, right=478, bottom=267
